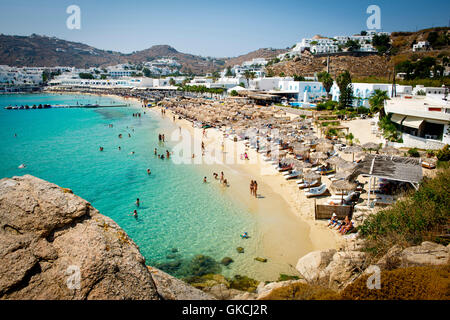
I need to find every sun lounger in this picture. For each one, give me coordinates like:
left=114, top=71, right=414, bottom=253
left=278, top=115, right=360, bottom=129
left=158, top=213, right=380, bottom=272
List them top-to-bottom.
left=284, top=171, right=302, bottom=180
left=298, top=180, right=320, bottom=189
left=305, top=184, right=328, bottom=198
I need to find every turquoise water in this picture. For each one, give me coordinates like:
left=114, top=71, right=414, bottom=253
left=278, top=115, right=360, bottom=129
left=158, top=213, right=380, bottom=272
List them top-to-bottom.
left=0, top=93, right=258, bottom=279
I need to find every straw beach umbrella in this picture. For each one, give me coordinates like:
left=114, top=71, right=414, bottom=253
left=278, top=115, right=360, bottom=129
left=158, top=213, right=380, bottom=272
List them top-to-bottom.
left=316, top=142, right=334, bottom=153
left=362, top=142, right=381, bottom=153
left=344, top=145, right=363, bottom=162
left=380, top=145, right=401, bottom=155
left=303, top=171, right=321, bottom=182
left=330, top=180, right=357, bottom=204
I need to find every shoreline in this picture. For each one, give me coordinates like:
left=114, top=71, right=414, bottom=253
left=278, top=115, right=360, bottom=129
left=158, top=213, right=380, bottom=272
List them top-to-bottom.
left=44, top=90, right=344, bottom=280
left=152, top=105, right=344, bottom=279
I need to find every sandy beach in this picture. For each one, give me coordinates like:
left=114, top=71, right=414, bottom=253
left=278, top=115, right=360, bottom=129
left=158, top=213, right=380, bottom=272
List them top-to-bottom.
left=46, top=89, right=345, bottom=280
left=151, top=105, right=345, bottom=280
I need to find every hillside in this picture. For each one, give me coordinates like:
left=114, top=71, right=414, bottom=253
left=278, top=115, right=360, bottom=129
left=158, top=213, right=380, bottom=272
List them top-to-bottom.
left=267, top=27, right=449, bottom=80
left=0, top=34, right=225, bottom=73
left=0, top=34, right=125, bottom=68
left=126, top=45, right=225, bottom=74
left=224, top=48, right=288, bottom=67
left=268, top=51, right=392, bottom=79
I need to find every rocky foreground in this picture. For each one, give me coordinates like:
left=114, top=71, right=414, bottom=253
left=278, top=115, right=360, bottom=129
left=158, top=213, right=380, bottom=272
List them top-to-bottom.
left=0, top=175, right=213, bottom=300
left=1, top=175, right=449, bottom=300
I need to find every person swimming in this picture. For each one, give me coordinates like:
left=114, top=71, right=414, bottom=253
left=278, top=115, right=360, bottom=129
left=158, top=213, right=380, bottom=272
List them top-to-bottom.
left=118, top=146, right=121, bottom=150
left=99, top=147, right=104, bottom=151
left=147, top=168, right=151, bottom=175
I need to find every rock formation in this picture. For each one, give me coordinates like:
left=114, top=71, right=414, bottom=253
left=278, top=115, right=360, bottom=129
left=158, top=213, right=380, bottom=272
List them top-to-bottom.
left=0, top=175, right=213, bottom=300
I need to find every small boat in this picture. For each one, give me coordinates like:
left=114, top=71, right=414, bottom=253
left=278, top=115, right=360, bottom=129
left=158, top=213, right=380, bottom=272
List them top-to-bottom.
left=18, top=164, right=26, bottom=169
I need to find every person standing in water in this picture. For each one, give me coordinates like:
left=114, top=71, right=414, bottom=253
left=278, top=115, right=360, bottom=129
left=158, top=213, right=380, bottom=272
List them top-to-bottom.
left=154, top=148, right=157, bottom=155
left=147, top=169, right=151, bottom=175
left=203, top=177, right=207, bottom=183
left=136, top=198, right=140, bottom=207
left=131, top=210, right=138, bottom=219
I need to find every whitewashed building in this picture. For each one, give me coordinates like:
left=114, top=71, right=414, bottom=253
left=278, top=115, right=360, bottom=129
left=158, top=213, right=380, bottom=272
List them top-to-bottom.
left=385, top=95, right=450, bottom=149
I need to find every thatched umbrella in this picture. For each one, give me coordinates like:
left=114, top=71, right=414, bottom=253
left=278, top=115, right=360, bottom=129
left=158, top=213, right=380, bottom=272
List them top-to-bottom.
left=316, top=142, right=334, bottom=153
left=362, top=142, right=381, bottom=153
left=344, top=145, right=363, bottom=162
left=380, top=145, right=401, bottom=155
left=309, top=152, right=329, bottom=163
left=336, top=160, right=358, bottom=172
left=333, top=170, right=353, bottom=181
left=303, top=171, right=321, bottom=182
left=330, top=179, right=357, bottom=203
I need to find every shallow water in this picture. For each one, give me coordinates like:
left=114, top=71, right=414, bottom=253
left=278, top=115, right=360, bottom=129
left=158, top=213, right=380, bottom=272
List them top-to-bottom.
left=0, top=93, right=268, bottom=280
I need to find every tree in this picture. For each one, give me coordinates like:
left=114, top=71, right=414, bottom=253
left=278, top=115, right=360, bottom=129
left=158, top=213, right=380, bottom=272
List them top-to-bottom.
left=361, top=31, right=368, bottom=36
left=372, top=34, right=391, bottom=54
left=345, top=39, right=361, bottom=52
left=225, top=67, right=233, bottom=77
left=143, top=68, right=151, bottom=77
left=243, top=70, right=256, bottom=86
left=317, top=71, right=334, bottom=100
left=336, top=71, right=353, bottom=109
left=79, top=73, right=94, bottom=79
left=293, top=74, right=305, bottom=81
left=169, top=78, right=176, bottom=86
left=368, top=89, right=390, bottom=117
left=230, top=90, right=238, bottom=96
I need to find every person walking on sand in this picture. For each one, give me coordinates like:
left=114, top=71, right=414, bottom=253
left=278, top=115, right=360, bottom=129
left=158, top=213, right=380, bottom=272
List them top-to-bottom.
left=162, top=134, right=165, bottom=142
left=220, top=172, right=224, bottom=183
left=250, top=180, right=254, bottom=196
left=253, top=181, right=258, bottom=198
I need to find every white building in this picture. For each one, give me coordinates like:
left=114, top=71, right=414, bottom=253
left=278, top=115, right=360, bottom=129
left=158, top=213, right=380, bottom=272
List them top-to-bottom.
left=412, top=41, right=430, bottom=52
left=248, top=77, right=294, bottom=91
left=330, top=83, right=413, bottom=108
left=385, top=95, right=450, bottom=149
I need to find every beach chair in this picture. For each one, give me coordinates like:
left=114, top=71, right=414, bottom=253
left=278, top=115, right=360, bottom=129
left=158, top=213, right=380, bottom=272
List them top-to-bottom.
left=283, top=170, right=302, bottom=180
left=298, top=180, right=320, bottom=189
left=305, top=184, right=328, bottom=198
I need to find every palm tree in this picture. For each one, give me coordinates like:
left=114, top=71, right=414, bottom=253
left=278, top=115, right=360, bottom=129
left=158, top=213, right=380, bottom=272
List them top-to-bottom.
left=243, top=71, right=256, bottom=87
left=318, top=72, right=334, bottom=100
left=369, top=89, right=390, bottom=117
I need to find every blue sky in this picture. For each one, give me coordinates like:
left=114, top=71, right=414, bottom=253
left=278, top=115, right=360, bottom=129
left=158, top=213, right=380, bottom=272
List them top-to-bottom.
left=0, top=0, right=448, bottom=57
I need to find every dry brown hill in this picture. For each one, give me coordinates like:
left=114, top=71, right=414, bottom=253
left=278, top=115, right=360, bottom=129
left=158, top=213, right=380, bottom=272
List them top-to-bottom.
left=223, top=48, right=288, bottom=67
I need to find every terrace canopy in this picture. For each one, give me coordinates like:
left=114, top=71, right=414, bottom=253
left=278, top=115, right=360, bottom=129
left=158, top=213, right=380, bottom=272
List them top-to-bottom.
left=350, top=154, right=423, bottom=207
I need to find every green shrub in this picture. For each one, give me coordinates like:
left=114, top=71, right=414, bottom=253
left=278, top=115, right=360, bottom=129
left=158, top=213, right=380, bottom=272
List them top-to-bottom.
left=436, top=144, right=450, bottom=161
left=408, top=148, right=420, bottom=157
left=359, top=168, right=450, bottom=257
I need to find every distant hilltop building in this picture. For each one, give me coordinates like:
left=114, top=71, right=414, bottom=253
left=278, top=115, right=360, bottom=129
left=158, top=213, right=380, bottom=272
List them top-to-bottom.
left=280, top=30, right=390, bottom=60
